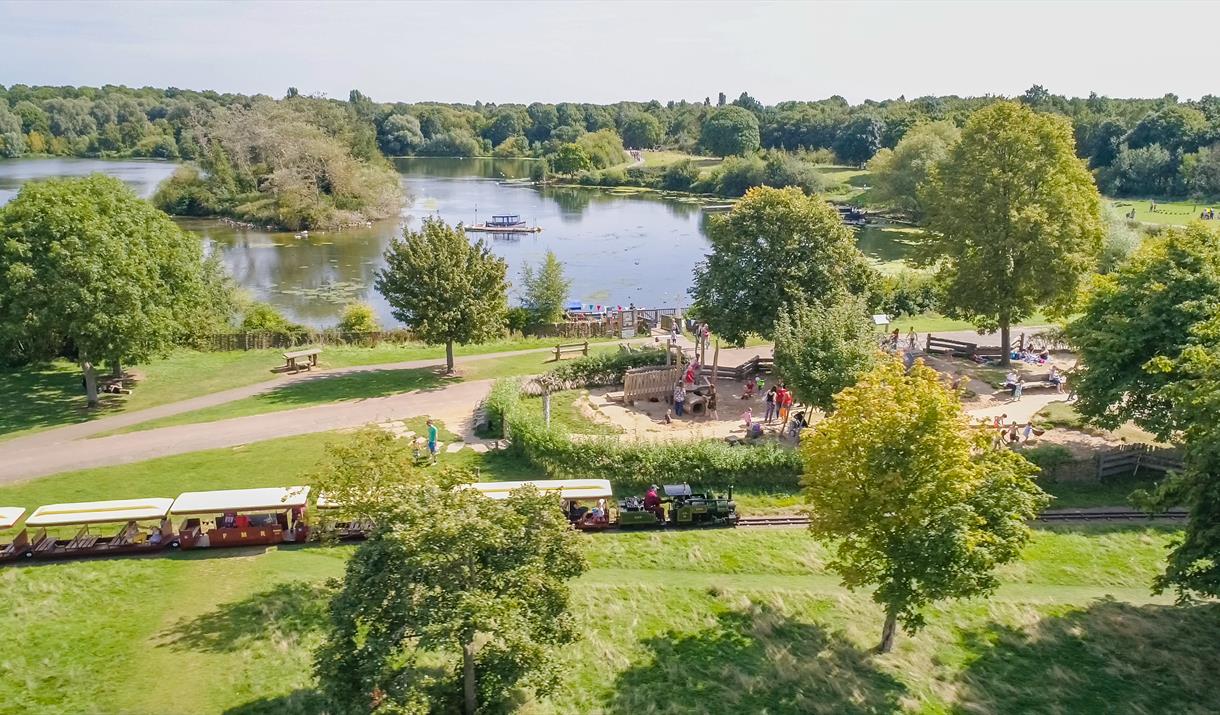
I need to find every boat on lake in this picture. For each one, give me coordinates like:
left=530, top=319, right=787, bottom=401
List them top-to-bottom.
left=465, top=214, right=542, bottom=233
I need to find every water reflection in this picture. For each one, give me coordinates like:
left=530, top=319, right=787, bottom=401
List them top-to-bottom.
left=0, top=156, right=918, bottom=328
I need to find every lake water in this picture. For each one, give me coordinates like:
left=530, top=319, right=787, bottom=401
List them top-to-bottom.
left=0, top=156, right=912, bottom=327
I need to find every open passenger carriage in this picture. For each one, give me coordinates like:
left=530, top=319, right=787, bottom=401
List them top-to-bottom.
left=460, top=479, right=616, bottom=531
left=171, top=487, right=310, bottom=549
left=314, top=492, right=375, bottom=540
left=23, top=498, right=175, bottom=559
left=0, top=508, right=29, bottom=561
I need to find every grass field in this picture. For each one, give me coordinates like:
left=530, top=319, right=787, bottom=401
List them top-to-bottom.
left=634, top=150, right=722, bottom=169
left=1109, top=197, right=1216, bottom=226
left=0, top=337, right=617, bottom=441
left=103, top=343, right=625, bottom=435
left=518, top=390, right=623, bottom=435
left=2, top=522, right=1212, bottom=714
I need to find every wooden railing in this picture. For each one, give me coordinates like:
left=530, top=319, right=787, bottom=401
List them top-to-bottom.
left=925, top=335, right=1008, bottom=358
left=1096, top=444, right=1184, bottom=480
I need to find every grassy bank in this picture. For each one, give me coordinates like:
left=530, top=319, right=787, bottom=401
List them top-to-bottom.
left=0, top=337, right=619, bottom=440
left=1, top=523, right=1209, bottom=715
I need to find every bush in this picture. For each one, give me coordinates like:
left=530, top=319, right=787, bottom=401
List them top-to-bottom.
left=662, top=160, right=701, bottom=191
left=876, top=271, right=939, bottom=318
left=241, top=302, right=308, bottom=338
left=336, top=302, right=380, bottom=332
left=505, top=306, right=532, bottom=334
left=543, top=347, right=669, bottom=388
left=484, top=377, right=802, bottom=491
left=1022, top=444, right=1076, bottom=472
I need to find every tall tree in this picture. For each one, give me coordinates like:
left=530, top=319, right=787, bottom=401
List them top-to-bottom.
left=920, top=101, right=1104, bottom=365
left=699, top=106, right=760, bottom=157
left=620, top=112, right=664, bottom=149
left=833, top=114, right=885, bottom=166
left=865, top=120, right=959, bottom=216
left=0, top=175, right=228, bottom=406
left=690, top=186, right=875, bottom=345
left=375, top=219, right=508, bottom=372
left=1068, top=224, right=1220, bottom=439
left=519, top=250, right=571, bottom=324
left=772, top=294, right=878, bottom=412
left=801, top=359, right=1048, bottom=652
left=314, top=460, right=586, bottom=714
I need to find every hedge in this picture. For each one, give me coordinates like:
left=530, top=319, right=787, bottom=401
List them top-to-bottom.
left=485, top=377, right=802, bottom=491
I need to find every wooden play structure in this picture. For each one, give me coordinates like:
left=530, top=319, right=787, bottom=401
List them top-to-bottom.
left=623, top=365, right=683, bottom=406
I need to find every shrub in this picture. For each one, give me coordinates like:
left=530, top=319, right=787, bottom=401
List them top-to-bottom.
left=662, top=160, right=701, bottom=191
left=876, top=271, right=939, bottom=318
left=336, top=302, right=380, bottom=333
left=543, top=347, right=669, bottom=388
left=484, top=376, right=802, bottom=491
left=1022, top=444, right=1076, bottom=472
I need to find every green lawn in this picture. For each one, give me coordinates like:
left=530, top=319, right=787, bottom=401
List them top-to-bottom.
left=635, top=150, right=721, bottom=169
left=1109, top=197, right=1216, bottom=226
left=0, top=337, right=617, bottom=441
left=105, top=343, right=626, bottom=435
left=518, top=390, right=623, bottom=435
left=1034, top=401, right=1163, bottom=445
left=2, top=523, right=1212, bottom=714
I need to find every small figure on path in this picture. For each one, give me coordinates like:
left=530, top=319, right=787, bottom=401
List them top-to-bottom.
left=906, top=327, right=917, bottom=350
left=1012, top=380, right=1024, bottom=402
left=673, top=381, right=686, bottom=417
left=741, top=407, right=753, bottom=430
left=426, top=419, right=439, bottom=463
left=1023, top=422, right=1034, bottom=443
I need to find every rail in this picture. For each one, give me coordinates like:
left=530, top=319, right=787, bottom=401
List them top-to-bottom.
left=738, top=509, right=1188, bottom=528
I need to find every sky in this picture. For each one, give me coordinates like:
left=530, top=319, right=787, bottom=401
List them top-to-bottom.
left=2, top=0, right=1217, bottom=106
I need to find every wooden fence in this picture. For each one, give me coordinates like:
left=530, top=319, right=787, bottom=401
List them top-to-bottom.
left=925, top=335, right=1008, bottom=359
left=699, top=355, right=773, bottom=381
left=623, top=365, right=682, bottom=405
left=1096, top=444, right=1184, bottom=479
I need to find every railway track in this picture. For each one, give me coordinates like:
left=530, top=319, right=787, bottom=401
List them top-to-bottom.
left=738, top=510, right=1188, bottom=528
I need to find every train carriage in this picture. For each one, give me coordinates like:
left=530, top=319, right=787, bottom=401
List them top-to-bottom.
left=460, top=479, right=616, bottom=530
left=171, top=487, right=310, bottom=550
left=314, top=492, right=375, bottom=540
left=23, top=498, right=175, bottom=559
left=0, top=508, right=29, bottom=561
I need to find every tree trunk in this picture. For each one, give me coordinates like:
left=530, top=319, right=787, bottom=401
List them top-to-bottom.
left=999, top=318, right=1012, bottom=367
left=446, top=339, right=456, bottom=374
left=81, top=360, right=99, bottom=408
left=110, top=360, right=123, bottom=379
left=543, top=389, right=552, bottom=428
left=878, top=611, right=898, bottom=653
left=463, top=639, right=477, bottom=715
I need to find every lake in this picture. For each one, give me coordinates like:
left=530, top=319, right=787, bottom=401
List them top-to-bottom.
left=0, top=156, right=913, bottom=327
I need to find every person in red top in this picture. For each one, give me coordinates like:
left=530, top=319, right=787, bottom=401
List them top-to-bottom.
left=777, top=385, right=793, bottom=425
left=643, top=484, right=665, bottom=522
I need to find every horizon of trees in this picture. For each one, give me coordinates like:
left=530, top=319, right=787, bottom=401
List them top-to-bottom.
left=4, top=83, right=1220, bottom=198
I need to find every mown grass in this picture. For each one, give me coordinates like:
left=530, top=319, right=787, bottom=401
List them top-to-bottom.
left=1110, top=197, right=1216, bottom=226
left=0, top=337, right=618, bottom=441
left=517, top=390, right=623, bottom=435
left=1034, top=401, right=1162, bottom=445
left=2, top=523, right=1211, bottom=715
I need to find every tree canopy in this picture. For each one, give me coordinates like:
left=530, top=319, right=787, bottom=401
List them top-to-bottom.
left=920, top=101, right=1104, bottom=364
left=699, top=106, right=761, bottom=157
left=621, top=112, right=664, bottom=149
left=866, top=120, right=959, bottom=216
left=0, top=175, right=231, bottom=404
left=690, top=186, right=875, bottom=345
left=375, top=219, right=508, bottom=371
left=1068, top=224, right=1220, bottom=439
left=519, top=250, right=571, bottom=324
left=772, top=294, right=878, bottom=412
left=337, top=302, right=381, bottom=333
left=801, top=359, right=1047, bottom=652
left=312, top=431, right=587, bottom=713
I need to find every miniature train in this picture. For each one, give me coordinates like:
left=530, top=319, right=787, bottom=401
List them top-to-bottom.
left=0, top=480, right=735, bottom=565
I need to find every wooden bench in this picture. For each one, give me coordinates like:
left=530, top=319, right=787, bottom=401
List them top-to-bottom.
left=552, top=341, right=589, bottom=361
left=283, top=348, right=321, bottom=372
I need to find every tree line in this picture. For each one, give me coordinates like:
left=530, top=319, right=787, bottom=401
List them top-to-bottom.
left=6, top=84, right=1220, bottom=199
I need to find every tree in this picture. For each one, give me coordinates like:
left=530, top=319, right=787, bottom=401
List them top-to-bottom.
left=920, top=101, right=1104, bottom=365
left=0, top=104, right=26, bottom=157
left=1125, top=105, right=1207, bottom=153
left=699, top=106, right=760, bottom=157
left=620, top=112, right=664, bottom=149
left=378, top=113, right=424, bottom=155
left=833, top=114, right=885, bottom=166
left=866, top=120, right=959, bottom=215
left=551, top=143, right=592, bottom=174
left=0, top=176, right=225, bottom=405
left=690, top=186, right=875, bottom=345
left=375, top=219, right=508, bottom=372
left=1067, top=225, right=1220, bottom=439
left=519, top=251, right=571, bottom=324
left=772, top=294, right=878, bottom=412
left=337, top=302, right=380, bottom=333
left=1132, top=317, right=1220, bottom=600
left=801, top=359, right=1048, bottom=652
left=314, top=449, right=586, bottom=714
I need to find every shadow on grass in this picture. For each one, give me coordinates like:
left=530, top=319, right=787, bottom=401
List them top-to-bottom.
left=0, top=362, right=124, bottom=436
left=256, top=367, right=457, bottom=408
left=159, top=581, right=332, bottom=653
left=953, top=598, right=1220, bottom=714
left=608, top=604, right=905, bottom=714
left=222, top=689, right=328, bottom=715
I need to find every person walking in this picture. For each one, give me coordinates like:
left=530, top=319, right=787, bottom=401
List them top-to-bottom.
left=1013, top=379, right=1024, bottom=402
left=673, top=382, right=686, bottom=417
left=777, top=385, right=793, bottom=425
left=763, top=386, right=777, bottom=423
left=426, top=418, right=439, bottom=463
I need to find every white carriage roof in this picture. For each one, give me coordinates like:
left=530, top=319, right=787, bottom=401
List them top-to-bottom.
left=460, top=479, right=614, bottom=501
left=171, top=486, right=310, bottom=515
left=315, top=492, right=341, bottom=509
left=26, top=498, right=173, bottom=527
left=0, top=507, right=26, bottom=530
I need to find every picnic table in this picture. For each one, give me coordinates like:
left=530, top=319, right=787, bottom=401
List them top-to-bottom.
left=283, top=348, right=321, bottom=371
